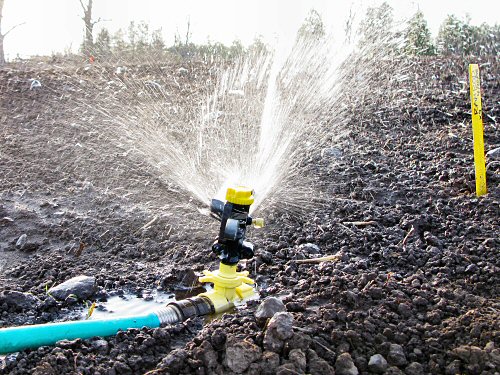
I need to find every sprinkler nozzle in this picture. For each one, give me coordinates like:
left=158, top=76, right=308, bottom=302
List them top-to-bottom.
left=252, top=218, right=265, bottom=228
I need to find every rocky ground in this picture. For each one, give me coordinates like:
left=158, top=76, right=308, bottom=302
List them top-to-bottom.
left=0, top=56, right=499, bottom=374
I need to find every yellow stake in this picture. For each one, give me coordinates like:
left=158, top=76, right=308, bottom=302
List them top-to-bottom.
left=468, top=64, right=487, bottom=197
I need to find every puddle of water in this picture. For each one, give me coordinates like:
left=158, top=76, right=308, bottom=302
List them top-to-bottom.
left=80, top=286, right=259, bottom=321
left=81, top=290, right=175, bottom=320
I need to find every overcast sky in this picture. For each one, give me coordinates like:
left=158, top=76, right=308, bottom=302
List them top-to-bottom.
left=2, top=0, right=499, bottom=59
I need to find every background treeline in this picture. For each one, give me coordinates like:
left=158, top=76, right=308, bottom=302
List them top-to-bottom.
left=86, top=2, right=499, bottom=63
left=88, top=20, right=265, bottom=62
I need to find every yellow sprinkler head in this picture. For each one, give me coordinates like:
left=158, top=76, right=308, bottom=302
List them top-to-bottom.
left=225, top=186, right=254, bottom=206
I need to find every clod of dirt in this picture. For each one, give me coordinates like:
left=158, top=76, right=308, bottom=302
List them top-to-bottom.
left=298, top=242, right=321, bottom=254
left=48, top=275, right=96, bottom=301
left=0, top=291, right=41, bottom=311
left=255, top=296, right=286, bottom=323
left=263, top=312, right=294, bottom=353
left=223, top=335, right=262, bottom=373
left=193, top=341, right=218, bottom=369
left=387, top=343, right=408, bottom=367
left=449, top=344, right=500, bottom=373
left=158, top=348, right=188, bottom=373
left=288, top=348, right=307, bottom=371
left=307, top=349, right=335, bottom=375
left=335, top=352, right=359, bottom=375
left=368, top=353, right=388, bottom=373
left=405, top=361, right=424, bottom=375
left=385, top=366, right=405, bottom=375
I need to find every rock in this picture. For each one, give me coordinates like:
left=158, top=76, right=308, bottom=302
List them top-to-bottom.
left=178, top=67, right=189, bottom=76
left=486, top=146, right=500, bottom=159
left=322, top=147, right=343, bottom=158
left=0, top=216, right=14, bottom=224
left=16, top=234, right=27, bottom=249
left=299, top=243, right=321, bottom=254
left=465, top=264, right=478, bottom=273
left=179, top=268, right=199, bottom=288
left=48, top=275, right=96, bottom=300
left=0, top=290, right=41, bottom=310
left=255, top=297, right=286, bottom=321
left=263, top=312, right=294, bottom=353
left=224, top=335, right=262, bottom=373
left=56, top=338, right=82, bottom=349
left=91, top=339, right=109, bottom=354
left=387, top=344, right=408, bottom=367
left=288, top=349, right=307, bottom=371
left=335, top=352, right=359, bottom=375
left=368, top=354, right=388, bottom=373
left=405, top=362, right=424, bottom=375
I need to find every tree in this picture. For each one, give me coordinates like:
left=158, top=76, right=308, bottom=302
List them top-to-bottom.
left=0, top=0, right=25, bottom=64
left=79, top=0, right=104, bottom=56
left=359, top=2, right=394, bottom=49
left=297, top=9, right=325, bottom=42
left=404, top=10, right=435, bottom=55
left=436, top=15, right=473, bottom=55
left=436, top=16, right=499, bottom=56
left=127, top=21, right=136, bottom=52
left=135, top=21, right=150, bottom=54
left=476, top=23, right=500, bottom=56
left=95, top=27, right=111, bottom=58
left=151, top=28, right=165, bottom=51
left=247, top=35, right=267, bottom=55
left=229, top=39, right=244, bottom=58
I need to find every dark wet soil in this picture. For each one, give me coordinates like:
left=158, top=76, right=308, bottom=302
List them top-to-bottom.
left=0, top=56, right=499, bottom=374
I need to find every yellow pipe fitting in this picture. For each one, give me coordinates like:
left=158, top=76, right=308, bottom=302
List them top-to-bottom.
left=198, top=263, right=256, bottom=313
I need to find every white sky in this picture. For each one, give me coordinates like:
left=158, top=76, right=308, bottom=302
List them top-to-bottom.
left=2, top=0, right=499, bottom=59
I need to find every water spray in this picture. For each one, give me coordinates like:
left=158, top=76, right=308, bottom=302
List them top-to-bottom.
left=0, top=186, right=263, bottom=354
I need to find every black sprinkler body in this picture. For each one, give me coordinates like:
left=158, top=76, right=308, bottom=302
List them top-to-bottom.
left=210, top=198, right=255, bottom=265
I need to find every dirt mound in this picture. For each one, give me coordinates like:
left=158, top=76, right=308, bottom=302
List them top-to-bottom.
left=0, top=57, right=499, bottom=374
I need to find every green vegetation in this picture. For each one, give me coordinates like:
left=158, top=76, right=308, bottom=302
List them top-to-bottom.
left=404, top=10, right=435, bottom=56
left=87, top=20, right=256, bottom=63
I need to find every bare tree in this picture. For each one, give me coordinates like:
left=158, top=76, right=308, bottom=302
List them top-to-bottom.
left=0, top=0, right=25, bottom=64
left=79, top=0, right=104, bottom=56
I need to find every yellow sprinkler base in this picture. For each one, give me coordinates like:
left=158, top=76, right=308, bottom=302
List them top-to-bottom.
left=198, top=263, right=256, bottom=313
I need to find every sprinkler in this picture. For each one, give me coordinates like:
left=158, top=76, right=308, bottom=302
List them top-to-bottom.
left=0, top=186, right=263, bottom=354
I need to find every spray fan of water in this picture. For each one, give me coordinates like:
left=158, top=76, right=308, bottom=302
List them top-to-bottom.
left=65, top=24, right=408, bottom=217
